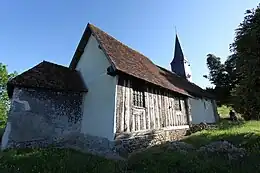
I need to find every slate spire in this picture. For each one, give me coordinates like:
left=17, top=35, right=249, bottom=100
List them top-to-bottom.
left=170, top=34, right=192, bottom=81
left=171, top=35, right=185, bottom=76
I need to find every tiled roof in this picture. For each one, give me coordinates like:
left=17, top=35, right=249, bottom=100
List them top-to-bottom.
left=70, top=24, right=192, bottom=97
left=7, top=61, right=87, bottom=97
left=157, top=66, right=215, bottom=99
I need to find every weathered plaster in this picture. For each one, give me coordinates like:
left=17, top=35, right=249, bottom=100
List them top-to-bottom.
left=2, top=87, right=84, bottom=149
left=12, top=89, right=31, bottom=111
left=1, top=122, right=11, bottom=150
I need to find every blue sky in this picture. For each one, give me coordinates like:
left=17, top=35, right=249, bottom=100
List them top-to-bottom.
left=0, top=0, right=259, bottom=88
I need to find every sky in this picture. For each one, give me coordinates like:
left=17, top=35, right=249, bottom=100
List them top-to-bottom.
left=0, top=0, right=259, bottom=88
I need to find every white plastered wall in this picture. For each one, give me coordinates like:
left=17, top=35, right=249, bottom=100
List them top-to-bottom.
left=76, top=35, right=117, bottom=141
left=190, top=98, right=216, bottom=124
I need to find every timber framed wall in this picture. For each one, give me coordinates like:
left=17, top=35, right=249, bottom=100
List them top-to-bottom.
left=115, top=75, right=190, bottom=135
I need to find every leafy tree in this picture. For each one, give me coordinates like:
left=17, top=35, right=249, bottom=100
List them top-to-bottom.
left=230, top=5, right=260, bottom=120
left=204, top=54, right=236, bottom=105
left=204, top=54, right=225, bottom=86
left=0, top=63, right=16, bottom=125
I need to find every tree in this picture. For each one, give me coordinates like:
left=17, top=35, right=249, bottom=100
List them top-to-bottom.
left=230, top=5, right=260, bottom=120
left=204, top=54, right=236, bottom=105
left=204, top=54, right=224, bottom=86
left=0, top=63, right=16, bottom=125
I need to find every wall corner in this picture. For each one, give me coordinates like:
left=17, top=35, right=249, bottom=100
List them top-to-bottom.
left=112, top=75, right=119, bottom=140
left=185, top=98, right=192, bottom=127
left=211, top=100, right=220, bottom=122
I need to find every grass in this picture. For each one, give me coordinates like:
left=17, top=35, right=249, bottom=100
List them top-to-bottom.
left=0, top=106, right=260, bottom=172
left=1, top=120, right=260, bottom=172
left=129, top=120, right=260, bottom=172
left=182, top=120, right=260, bottom=152
left=0, top=139, right=260, bottom=173
left=128, top=145, right=260, bottom=173
left=0, top=148, right=126, bottom=173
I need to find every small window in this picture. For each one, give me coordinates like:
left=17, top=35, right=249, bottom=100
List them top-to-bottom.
left=132, top=83, right=145, bottom=107
left=174, top=98, right=182, bottom=111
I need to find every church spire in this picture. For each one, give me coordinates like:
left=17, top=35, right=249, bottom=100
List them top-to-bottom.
left=170, top=34, right=192, bottom=81
left=171, top=34, right=185, bottom=76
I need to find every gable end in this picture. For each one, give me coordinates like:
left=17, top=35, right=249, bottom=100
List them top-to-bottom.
left=69, top=24, right=116, bottom=72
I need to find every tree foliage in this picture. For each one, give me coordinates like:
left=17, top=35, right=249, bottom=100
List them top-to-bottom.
left=205, top=4, right=260, bottom=120
left=230, top=5, right=260, bottom=120
left=204, top=54, right=236, bottom=105
left=0, top=63, right=16, bottom=125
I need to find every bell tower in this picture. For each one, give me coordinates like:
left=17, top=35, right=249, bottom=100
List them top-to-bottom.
left=170, top=35, right=192, bottom=82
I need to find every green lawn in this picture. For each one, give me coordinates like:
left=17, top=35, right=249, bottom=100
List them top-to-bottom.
left=1, top=106, right=260, bottom=173
left=1, top=120, right=260, bottom=172
left=128, top=120, right=260, bottom=173
left=182, top=120, right=260, bottom=152
left=0, top=148, right=126, bottom=173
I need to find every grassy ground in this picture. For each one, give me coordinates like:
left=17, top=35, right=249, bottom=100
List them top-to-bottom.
left=0, top=107, right=260, bottom=172
left=1, top=120, right=260, bottom=173
left=182, top=120, right=260, bottom=152
left=0, top=148, right=126, bottom=173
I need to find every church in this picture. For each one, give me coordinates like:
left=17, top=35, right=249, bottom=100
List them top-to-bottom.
left=1, top=23, right=218, bottom=156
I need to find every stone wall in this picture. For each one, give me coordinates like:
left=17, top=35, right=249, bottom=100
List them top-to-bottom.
left=1, top=87, right=84, bottom=149
left=59, top=128, right=188, bottom=159
left=114, top=128, right=188, bottom=157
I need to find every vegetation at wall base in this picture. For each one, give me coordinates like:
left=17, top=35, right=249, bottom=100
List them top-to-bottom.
left=0, top=120, right=260, bottom=173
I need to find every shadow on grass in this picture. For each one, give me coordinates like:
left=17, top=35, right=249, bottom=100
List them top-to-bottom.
left=215, top=119, right=245, bottom=130
left=182, top=130, right=260, bottom=153
left=128, top=141, right=260, bottom=173
left=2, top=146, right=259, bottom=173
left=0, top=148, right=126, bottom=173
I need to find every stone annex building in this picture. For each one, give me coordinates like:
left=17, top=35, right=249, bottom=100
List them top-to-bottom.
left=1, top=23, right=219, bottom=157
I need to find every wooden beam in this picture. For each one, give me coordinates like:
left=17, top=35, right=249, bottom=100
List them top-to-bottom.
left=121, top=79, right=126, bottom=132
left=124, top=79, right=130, bottom=132
left=146, top=87, right=150, bottom=129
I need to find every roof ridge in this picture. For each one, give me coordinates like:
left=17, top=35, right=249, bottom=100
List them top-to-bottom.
left=70, top=23, right=214, bottom=98
left=89, top=24, right=156, bottom=65
left=89, top=24, right=167, bottom=87
left=8, top=60, right=87, bottom=97
left=42, top=60, right=78, bottom=72
left=157, top=65, right=203, bottom=88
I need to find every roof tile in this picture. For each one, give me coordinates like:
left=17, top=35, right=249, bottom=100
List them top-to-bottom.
left=70, top=23, right=214, bottom=98
left=88, top=24, right=190, bottom=96
left=8, top=61, right=87, bottom=97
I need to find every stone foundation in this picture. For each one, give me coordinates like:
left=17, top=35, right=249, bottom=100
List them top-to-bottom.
left=3, top=125, right=188, bottom=160
left=114, top=128, right=188, bottom=157
left=4, top=132, right=123, bottom=160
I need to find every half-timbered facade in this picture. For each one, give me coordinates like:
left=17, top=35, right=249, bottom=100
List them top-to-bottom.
left=115, top=75, right=190, bottom=135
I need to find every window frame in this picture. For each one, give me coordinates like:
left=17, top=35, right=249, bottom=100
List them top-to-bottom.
left=132, top=82, right=145, bottom=108
left=174, top=97, right=182, bottom=111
